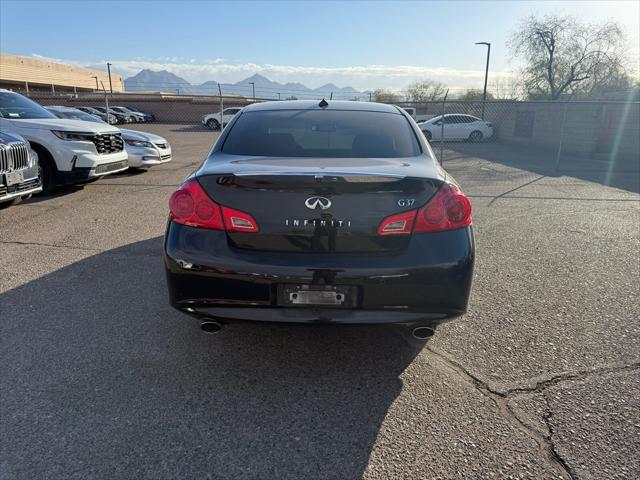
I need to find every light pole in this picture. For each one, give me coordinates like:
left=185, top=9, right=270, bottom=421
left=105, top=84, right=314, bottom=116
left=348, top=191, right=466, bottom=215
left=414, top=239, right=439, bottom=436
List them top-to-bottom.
left=475, top=41, right=491, bottom=119
left=106, top=62, right=113, bottom=94
left=91, top=75, right=99, bottom=91
left=249, top=81, right=255, bottom=101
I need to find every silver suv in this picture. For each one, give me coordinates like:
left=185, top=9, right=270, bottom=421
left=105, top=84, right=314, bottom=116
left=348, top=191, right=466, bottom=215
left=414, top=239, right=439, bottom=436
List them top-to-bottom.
left=0, top=131, right=42, bottom=206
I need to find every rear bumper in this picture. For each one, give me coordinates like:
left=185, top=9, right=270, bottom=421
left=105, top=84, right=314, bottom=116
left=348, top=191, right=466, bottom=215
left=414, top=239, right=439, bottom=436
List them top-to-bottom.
left=164, top=222, right=475, bottom=326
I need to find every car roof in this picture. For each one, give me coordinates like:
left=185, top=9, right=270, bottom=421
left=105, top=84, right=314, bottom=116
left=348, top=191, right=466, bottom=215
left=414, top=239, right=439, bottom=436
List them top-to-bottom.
left=242, top=100, right=403, bottom=114
left=45, top=106, right=80, bottom=111
left=443, top=114, right=479, bottom=118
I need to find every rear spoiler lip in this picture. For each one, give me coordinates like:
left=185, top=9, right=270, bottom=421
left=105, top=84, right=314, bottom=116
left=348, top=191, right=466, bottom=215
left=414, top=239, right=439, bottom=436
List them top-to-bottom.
left=232, top=171, right=406, bottom=178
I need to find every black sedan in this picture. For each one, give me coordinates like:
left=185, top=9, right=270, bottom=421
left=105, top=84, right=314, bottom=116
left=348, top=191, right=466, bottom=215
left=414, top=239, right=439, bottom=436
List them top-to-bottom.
left=164, top=100, right=474, bottom=339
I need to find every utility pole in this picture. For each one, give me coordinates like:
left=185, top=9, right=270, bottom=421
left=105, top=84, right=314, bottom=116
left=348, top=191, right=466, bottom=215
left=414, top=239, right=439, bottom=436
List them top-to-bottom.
left=475, top=42, right=491, bottom=119
left=106, top=62, right=113, bottom=94
left=92, top=75, right=99, bottom=91
left=100, top=80, right=109, bottom=116
left=249, top=81, right=255, bottom=101
left=218, top=83, right=224, bottom=131
left=440, top=89, right=449, bottom=166
left=277, top=92, right=281, bottom=100
left=330, top=92, right=333, bottom=100
left=369, top=92, right=372, bottom=102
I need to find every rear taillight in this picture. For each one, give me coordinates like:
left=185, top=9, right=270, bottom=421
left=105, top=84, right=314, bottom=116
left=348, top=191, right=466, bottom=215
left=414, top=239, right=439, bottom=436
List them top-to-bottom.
left=169, top=179, right=258, bottom=232
left=377, top=184, right=472, bottom=235
left=414, top=184, right=472, bottom=233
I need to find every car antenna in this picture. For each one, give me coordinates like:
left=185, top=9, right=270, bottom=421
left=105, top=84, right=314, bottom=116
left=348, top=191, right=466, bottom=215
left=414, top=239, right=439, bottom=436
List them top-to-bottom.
left=318, top=98, right=329, bottom=108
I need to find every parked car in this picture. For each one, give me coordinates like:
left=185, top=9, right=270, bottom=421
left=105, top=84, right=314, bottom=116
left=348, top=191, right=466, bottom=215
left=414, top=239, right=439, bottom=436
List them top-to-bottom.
left=0, top=90, right=128, bottom=193
left=165, top=100, right=474, bottom=339
left=46, top=106, right=171, bottom=169
left=46, top=106, right=103, bottom=123
left=76, top=106, right=118, bottom=124
left=93, top=106, right=134, bottom=124
left=110, top=106, right=146, bottom=123
left=125, top=106, right=155, bottom=122
left=202, top=107, right=242, bottom=130
left=400, top=107, right=432, bottom=123
left=420, top=114, right=493, bottom=142
left=121, top=130, right=172, bottom=168
left=0, top=131, right=42, bottom=206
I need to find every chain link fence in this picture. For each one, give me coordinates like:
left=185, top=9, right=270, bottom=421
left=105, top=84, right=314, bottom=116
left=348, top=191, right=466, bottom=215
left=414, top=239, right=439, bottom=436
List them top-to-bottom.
left=24, top=90, right=640, bottom=193
left=395, top=98, right=639, bottom=171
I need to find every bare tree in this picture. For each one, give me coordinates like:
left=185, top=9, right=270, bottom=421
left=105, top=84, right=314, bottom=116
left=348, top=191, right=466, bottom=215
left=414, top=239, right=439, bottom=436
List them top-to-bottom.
left=509, top=14, right=630, bottom=99
left=491, top=78, right=524, bottom=100
left=404, top=80, right=447, bottom=102
left=458, top=88, right=495, bottom=101
left=372, top=89, right=401, bottom=103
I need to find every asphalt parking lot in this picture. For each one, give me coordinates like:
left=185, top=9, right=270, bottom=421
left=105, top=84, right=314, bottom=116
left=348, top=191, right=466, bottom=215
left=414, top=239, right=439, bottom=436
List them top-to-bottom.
left=1, top=124, right=639, bottom=480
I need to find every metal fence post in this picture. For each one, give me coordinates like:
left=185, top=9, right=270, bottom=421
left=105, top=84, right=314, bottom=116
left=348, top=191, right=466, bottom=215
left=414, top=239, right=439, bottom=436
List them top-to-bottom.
left=218, top=84, right=224, bottom=131
left=440, top=89, right=449, bottom=165
left=554, top=103, right=568, bottom=173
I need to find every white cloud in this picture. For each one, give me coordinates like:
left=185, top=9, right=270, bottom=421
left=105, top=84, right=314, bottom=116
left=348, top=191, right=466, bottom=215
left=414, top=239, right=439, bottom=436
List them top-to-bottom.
left=27, top=54, right=515, bottom=91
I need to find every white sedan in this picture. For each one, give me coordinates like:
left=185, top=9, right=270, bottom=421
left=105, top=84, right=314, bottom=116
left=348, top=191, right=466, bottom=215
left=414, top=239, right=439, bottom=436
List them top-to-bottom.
left=420, top=114, right=493, bottom=142
left=120, top=129, right=172, bottom=168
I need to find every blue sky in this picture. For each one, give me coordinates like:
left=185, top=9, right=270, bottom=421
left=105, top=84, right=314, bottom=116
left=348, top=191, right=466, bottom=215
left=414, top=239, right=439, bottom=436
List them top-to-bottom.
left=1, top=0, right=638, bottom=91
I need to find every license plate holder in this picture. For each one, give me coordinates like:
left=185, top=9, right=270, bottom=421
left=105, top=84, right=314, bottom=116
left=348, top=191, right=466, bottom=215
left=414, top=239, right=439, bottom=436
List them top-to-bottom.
left=5, top=170, right=24, bottom=186
left=278, top=285, right=358, bottom=307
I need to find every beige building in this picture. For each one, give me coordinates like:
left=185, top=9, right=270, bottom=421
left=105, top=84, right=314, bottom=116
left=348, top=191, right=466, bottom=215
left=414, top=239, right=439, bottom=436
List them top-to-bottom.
left=0, top=52, right=124, bottom=94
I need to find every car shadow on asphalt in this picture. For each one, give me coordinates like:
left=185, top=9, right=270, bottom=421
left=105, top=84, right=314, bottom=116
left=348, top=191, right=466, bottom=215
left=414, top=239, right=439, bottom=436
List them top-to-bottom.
left=169, top=124, right=216, bottom=133
left=440, top=141, right=640, bottom=194
left=24, top=184, right=86, bottom=204
left=0, top=237, right=424, bottom=479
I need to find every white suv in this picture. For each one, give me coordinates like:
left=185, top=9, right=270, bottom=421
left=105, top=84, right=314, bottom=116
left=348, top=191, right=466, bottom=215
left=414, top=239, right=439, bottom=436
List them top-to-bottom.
left=0, top=90, right=128, bottom=193
left=202, top=107, right=242, bottom=130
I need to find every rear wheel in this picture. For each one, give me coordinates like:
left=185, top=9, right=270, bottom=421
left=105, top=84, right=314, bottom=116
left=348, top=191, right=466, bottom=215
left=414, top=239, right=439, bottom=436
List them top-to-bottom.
left=206, top=119, right=220, bottom=130
left=468, top=130, right=483, bottom=142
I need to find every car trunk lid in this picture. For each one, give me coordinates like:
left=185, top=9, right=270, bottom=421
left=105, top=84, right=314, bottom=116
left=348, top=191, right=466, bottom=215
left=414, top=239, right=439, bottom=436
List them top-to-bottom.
left=197, top=155, right=443, bottom=254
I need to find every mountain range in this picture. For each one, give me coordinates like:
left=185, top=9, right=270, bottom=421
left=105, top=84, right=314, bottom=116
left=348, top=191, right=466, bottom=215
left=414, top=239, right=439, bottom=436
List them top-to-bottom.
left=124, top=70, right=363, bottom=99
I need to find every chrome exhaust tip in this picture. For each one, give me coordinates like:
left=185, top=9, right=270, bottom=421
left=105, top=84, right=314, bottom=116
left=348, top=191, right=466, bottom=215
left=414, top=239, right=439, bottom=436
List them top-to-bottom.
left=200, top=321, right=222, bottom=334
left=412, top=326, right=435, bottom=340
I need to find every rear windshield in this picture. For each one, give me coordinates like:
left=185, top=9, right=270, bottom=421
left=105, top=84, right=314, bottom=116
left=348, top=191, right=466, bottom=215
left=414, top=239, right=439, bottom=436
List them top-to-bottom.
left=222, top=109, right=421, bottom=158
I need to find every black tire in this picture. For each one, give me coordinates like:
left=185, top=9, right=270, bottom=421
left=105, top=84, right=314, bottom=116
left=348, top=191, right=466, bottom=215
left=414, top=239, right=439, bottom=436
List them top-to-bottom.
left=206, top=119, right=220, bottom=130
left=422, top=130, right=432, bottom=141
left=469, top=130, right=483, bottom=142
left=31, top=145, right=57, bottom=195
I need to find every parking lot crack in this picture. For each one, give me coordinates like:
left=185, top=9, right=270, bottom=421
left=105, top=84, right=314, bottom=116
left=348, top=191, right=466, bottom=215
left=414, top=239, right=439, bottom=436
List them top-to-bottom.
left=487, top=175, right=546, bottom=205
left=0, top=239, right=100, bottom=252
left=426, top=345, right=575, bottom=479
left=500, top=362, right=640, bottom=397
left=540, top=392, right=577, bottom=480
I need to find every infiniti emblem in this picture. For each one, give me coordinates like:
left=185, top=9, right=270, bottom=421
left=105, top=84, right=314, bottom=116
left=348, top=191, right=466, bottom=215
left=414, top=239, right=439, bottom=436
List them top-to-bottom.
left=305, top=196, right=332, bottom=210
